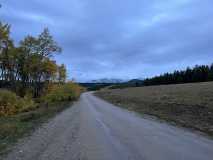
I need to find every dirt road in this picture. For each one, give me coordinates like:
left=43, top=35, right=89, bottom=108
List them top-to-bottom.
left=4, top=92, right=213, bottom=160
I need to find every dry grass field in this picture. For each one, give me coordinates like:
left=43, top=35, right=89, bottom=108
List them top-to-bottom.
left=95, top=82, right=213, bottom=136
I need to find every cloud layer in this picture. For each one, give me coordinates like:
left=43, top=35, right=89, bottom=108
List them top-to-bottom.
left=1, top=0, right=213, bottom=81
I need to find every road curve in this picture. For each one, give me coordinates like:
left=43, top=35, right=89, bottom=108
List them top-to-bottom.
left=4, top=92, right=213, bottom=160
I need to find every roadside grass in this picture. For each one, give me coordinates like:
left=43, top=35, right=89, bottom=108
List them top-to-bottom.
left=0, top=82, right=84, bottom=157
left=95, top=82, right=213, bottom=137
left=0, top=101, right=72, bottom=157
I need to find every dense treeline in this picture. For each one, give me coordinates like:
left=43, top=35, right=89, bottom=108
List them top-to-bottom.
left=0, top=22, right=67, bottom=97
left=143, top=64, right=213, bottom=86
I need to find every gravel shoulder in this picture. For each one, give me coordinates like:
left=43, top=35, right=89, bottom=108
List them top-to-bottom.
left=2, top=103, right=82, bottom=160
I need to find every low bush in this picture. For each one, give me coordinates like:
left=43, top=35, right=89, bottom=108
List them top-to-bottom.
left=41, top=82, right=83, bottom=103
left=0, top=83, right=84, bottom=116
left=0, top=90, right=36, bottom=116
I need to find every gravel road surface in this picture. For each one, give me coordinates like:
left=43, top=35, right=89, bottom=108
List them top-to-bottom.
left=3, top=92, right=213, bottom=160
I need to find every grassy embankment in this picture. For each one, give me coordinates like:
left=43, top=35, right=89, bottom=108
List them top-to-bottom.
left=0, top=82, right=83, bottom=155
left=95, top=82, right=213, bottom=137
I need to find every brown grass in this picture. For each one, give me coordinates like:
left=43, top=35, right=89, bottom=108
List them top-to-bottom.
left=95, top=82, right=213, bottom=136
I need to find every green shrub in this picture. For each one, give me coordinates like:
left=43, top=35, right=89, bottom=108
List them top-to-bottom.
left=0, top=90, right=36, bottom=116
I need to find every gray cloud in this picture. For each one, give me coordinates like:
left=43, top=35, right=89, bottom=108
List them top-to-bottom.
left=1, top=0, right=213, bottom=81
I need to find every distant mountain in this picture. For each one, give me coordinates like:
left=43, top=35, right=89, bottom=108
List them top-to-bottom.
left=80, top=78, right=144, bottom=91
left=90, top=78, right=126, bottom=83
left=128, top=79, right=143, bottom=84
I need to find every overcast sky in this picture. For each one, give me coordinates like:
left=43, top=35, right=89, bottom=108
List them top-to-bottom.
left=1, top=0, right=213, bottom=82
